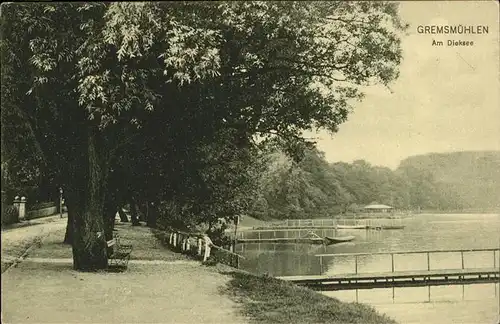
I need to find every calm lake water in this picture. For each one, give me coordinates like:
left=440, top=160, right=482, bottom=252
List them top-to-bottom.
left=236, top=213, right=500, bottom=324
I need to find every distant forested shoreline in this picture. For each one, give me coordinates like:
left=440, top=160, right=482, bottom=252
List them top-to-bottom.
left=249, top=150, right=500, bottom=220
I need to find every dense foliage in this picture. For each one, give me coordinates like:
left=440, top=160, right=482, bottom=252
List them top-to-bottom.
left=1, top=2, right=406, bottom=269
left=249, top=149, right=500, bottom=219
left=397, top=151, right=500, bottom=211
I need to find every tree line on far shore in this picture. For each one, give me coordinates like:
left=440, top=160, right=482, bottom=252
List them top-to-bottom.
left=248, top=149, right=500, bottom=220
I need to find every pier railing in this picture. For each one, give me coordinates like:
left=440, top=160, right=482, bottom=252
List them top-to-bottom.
left=259, top=217, right=403, bottom=229
left=159, top=228, right=245, bottom=268
left=315, top=248, right=500, bottom=276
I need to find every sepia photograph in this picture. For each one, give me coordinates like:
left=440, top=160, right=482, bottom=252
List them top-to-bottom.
left=1, top=1, right=499, bottom=324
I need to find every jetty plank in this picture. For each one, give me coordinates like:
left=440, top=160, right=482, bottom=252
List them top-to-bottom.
left=277, top=267, right=499, bottom=283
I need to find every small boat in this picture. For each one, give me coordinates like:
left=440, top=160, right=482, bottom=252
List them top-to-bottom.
left=336, top=224, right=368, bottom=229
left=367, top=225, right=405, bottom=230
left=300, top=231, right=328, bottom=245
left=324, top=235, right=355, bottom=245
left=309, top=237, right=328, bottom=245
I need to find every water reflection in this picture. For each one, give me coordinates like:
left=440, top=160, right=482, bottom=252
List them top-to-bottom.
left=237, top=214, right=500, bottom=323
left=238, top=214, right=500, bottom=277
left=325, top=283, right=499, bottom=304
left=327, top=284, right=500, bottom=324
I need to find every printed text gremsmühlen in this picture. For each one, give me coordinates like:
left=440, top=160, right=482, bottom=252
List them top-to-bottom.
left=417, top=25, right=489, bottom=34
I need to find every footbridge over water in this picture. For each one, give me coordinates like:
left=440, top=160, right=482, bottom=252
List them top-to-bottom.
left=277, top=248, right=500, bottom=291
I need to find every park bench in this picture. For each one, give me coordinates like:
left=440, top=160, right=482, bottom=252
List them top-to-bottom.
left=106, top=233, right=133, bottom=269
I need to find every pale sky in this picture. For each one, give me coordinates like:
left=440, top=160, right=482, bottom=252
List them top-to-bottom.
left=312, top=1, right=499, bottom=169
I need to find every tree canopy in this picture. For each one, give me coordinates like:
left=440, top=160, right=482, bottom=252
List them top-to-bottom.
left=1, top=1, right=406, bottom=270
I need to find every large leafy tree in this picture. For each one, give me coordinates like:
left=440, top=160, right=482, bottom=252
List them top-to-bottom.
left=1, top=2, right=406, bottom=270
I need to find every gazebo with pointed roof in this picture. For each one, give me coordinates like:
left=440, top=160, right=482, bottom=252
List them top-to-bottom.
left=363, top=203, right=394, bottom=213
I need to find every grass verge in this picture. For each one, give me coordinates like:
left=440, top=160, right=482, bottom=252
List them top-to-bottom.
left=224, top=271, right=398, bottom=324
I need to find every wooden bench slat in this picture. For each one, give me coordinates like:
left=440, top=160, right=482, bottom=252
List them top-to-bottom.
left=107, top=234, right=132, bottom=269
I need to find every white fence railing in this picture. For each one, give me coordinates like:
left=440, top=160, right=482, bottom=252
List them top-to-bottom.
left=256, top=217, right=404, bottom=229
left=160, top=229, right=244, bottom=268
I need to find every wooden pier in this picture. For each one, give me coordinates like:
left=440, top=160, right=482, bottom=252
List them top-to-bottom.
left=251, top=217, right=405, bottom=231
left=236, top=231, right=348, bottom=245
left=237, top=237, right=325, bottom=244
left=277, top=248, right=500, bottom=290
left=278, top=268, right=499, bottom=290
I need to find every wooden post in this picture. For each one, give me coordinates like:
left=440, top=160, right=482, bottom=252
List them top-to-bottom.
left=258, top=231, right=261, bottom=240
left=173, top=233, right=177, bottom=247
left=203, top=237, right=211, bottom=262
left=198, top=238, right=203, bottom=256
left=493, top=250, right=496, bottom=268
left=461, top=251, right=464, bottom=269
left=427, top=252, right=430, bottom=271
left=391, top=253, right=395, bottom=272
left=355, top=255, right=358, bottom=274
left=319, top=256, right=323, bottom=275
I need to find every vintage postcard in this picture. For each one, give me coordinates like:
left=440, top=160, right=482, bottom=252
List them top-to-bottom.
left=1, top=2, right=499, bottom=324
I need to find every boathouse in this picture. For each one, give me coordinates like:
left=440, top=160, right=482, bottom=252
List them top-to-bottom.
left=363, top=203, right=394, bottom=213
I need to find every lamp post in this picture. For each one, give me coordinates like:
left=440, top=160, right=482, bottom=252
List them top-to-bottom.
left=59, top=187, right=63, bottom=218
left=233, top=215, right=240, bottom=251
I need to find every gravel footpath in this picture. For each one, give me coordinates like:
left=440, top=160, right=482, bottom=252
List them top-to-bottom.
left=1, top=216, right=67, bottom=273
left=1, top=219, right=249, bottom=324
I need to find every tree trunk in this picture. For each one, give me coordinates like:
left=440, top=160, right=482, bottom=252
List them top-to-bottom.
left=69, top=130, right=109, bottom=271
left=103, top=199, right=116, bottom=241
left=130, top=199, right=140, bottom=226
left=146, top=201, right=158, bottom=228
left=143, top=202, right=148, bottom=222
left=117, top=207, right=129, bottom=222
left=63, top=208, right=74, bottom=244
